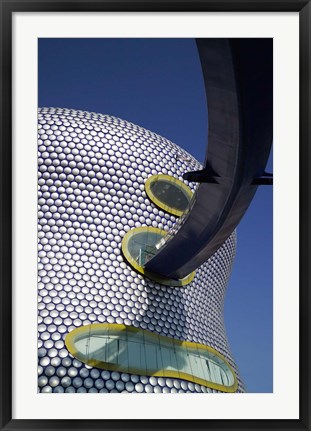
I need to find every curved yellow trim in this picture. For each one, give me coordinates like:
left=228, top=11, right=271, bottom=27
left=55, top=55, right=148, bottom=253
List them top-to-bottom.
left=145, top=174, right=193, bottom=217
left=121, top=226, right=195, bottom=287
left=65, top=323, right=238, bottom=393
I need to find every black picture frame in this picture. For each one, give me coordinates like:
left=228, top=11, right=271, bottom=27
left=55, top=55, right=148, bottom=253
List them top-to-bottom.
left=0, top=1, right=309, bottom=430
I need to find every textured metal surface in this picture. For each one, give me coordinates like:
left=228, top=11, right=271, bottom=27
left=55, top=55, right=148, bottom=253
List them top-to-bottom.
left=145, top=38, right=273, bottom=280
left=38, top=107, right=244, bottom=393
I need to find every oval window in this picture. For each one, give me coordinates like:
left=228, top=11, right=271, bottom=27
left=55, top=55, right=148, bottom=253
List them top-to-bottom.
left=145, top=174, right=193, bottom=217
left=121, top=226, right=195, bottom=286
left=65, top=323, right=238, bottom=393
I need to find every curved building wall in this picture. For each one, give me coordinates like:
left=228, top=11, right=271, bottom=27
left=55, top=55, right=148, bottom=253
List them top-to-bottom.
left=38, top=107, right=244, bottom=393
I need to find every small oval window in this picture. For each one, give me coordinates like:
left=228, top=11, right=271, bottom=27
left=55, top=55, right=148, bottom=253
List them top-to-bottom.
left=145, top=174, right=193, bottom=217
left=121, top=226, right=195, bottom=286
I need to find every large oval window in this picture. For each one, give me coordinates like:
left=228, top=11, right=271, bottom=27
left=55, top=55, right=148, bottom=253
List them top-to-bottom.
left=145, top=174, right=193, bottom=217
left=121, top=226, right=195, bottom=286
left=65, top=323, right=238, bottom=392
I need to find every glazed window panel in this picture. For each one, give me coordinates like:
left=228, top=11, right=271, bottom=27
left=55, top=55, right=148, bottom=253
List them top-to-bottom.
left=145, top=174, right=193, bottom=217
left=150, top=179, right=190, bottom=211
left=122, top=226, right=196, bottom=287
left=127, top=231, right=163, bottom=266
left=65, top=324, right=238, bottom=392
left=118, top=339, right=129, bottom=370
left=144, top=342, right=158, bottom=372
left=167, top=345, right=180, bottom=373
left=159, top=346, right=173, bottom=371
left=197, top=349, right=210, bottom=381
left=188, top=350, right=202, bottom=380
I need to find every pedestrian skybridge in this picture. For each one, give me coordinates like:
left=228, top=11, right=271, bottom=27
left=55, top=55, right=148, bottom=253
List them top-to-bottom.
left=143, top=39, right=273, bottom=281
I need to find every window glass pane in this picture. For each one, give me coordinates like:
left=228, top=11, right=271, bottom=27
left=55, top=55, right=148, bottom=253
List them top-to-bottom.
left=145, top=175, right=193, bottom=217
left=150, top=180, right=190, bottom=211
left=122, top=227, right=196, bottom=286
left=127, top=231, right=163, bottom=265
left=66, top=324, right=237, bottom=391
left=118, top=338, right=129, bottom=370
left=127, top=340, right=142, bottom=370
left=144, top=342, right=159, bottom=373
left=176, top=345, right=192, bottom=376
left=160, top=346, right=174, bottom=372
left=168, top=346, right=180, bottom=373
left=188, top=351, right=202, bottom=381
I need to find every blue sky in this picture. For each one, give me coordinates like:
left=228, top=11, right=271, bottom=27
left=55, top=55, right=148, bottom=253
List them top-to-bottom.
left=38, top=38, right=273, bottom=392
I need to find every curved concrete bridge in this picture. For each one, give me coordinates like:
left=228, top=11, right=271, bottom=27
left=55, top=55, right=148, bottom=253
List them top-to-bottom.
left=145, top=38, right=273, bottom=280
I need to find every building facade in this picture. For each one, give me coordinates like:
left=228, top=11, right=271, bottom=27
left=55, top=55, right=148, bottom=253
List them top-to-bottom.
left=38, top=107, right=244, bottom=393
